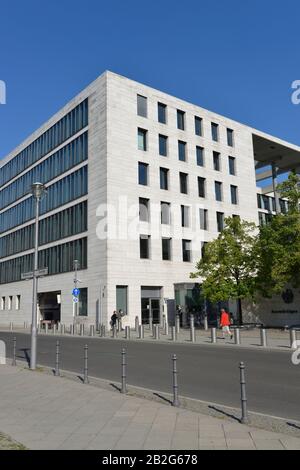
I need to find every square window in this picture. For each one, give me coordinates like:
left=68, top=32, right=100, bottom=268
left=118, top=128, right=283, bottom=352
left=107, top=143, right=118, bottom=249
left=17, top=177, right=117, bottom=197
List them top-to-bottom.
left=137, top=95, right=147, bottom=118
left=158, top=102, right=167, bottom=124
left=177, top=110, right=185, bottom=130
left=195, top=116, right=203, bottom=136
left=211, top=122, right=219, bottom=142
left=138, top=128, right=147, bottom=151
left=227, top=128, right=234, bottom=147
left=159, top=135, right=168, bottom=156
left=178, top=141, right=186, bottom=161
left=196, top=146, right=204, bottom=166
left=213, top=152, right=221, bottom=171
left=229, top=156, right=236, bottom=175
left=138, top=162, right=148, bottom=186
left=160, top=167, right=169, bottom=190
left=179, top=172, right=188, bottom=194
left=198, top=177, right=206, bottom=198
left=215, top=181, right=223, bottom=202
left=200, top=209, right=208, bottom=230
left=216, top=212, right=224, bottom=232
left=140, top=235, right=150, bottom=259
left=162, top=238, right=172, bottom=261
left=182, top=239, right=192, bottom=262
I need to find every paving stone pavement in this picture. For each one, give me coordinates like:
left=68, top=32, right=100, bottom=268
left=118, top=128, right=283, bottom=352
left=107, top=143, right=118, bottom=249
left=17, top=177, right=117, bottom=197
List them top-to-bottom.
left=0, top=365, right=300, bottom=450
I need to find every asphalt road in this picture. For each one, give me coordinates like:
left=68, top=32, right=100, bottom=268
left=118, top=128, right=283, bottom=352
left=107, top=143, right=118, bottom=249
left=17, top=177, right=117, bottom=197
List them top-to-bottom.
left=1, top=332, right=299, bottom=421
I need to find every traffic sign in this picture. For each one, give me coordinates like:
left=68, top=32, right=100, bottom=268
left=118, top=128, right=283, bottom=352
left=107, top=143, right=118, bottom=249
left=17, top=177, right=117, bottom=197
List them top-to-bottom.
left=21, top=267, right=48, bottom=280
left=72, top=288, right=80, bottom=297
left=73, top=297, right=79, bottom=303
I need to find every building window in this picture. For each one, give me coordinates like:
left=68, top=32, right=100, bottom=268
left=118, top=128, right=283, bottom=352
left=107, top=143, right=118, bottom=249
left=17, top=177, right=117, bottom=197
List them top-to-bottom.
left=137, top=94, right=147, bottom=118
left=158, top=102, right=167, bottom=124
left=177, top=110, right=185, bottom=130
left=195, top=116, right=203, bottom=136
left=211, top=122, right=219, bottom=142
left=138, top=128, right=147, bottom=151
left=227, top=128, right=234, bottom=147
left=159, top=134, right=168, bottom=156
left=178, top=141, right=187, bottom=161
left=196, top=146, right=204, bottom=166
left=213, top=152, right=221, bottom=171
left=229, top=156, right=236, bottom=175
left=138, top=162, right=149, bottom=186
left=160, top=167, right=169, bottom=190
left=179, top=172, right=188, bottom=194
left=198, top=177, right=206, bottom=198
left=215, top=181, right=223, bottom=201
left=231, top=185, right=238, bottom=205
left=257, top=194, right=262, bottom=209
left=262, top=195, right=270, bottom=211
left=139, top=198, right=150, bottom=222
left=161, top=202, right=171, bottom=224
left=181, top=205, right=190, bottom=227
left=199, top=209, right=208, bottom=230
left=216, top=212, right=224, bottom=232
left=259, top=212, right=265, bottom=226
left=140, top=235, right=150, bottom=259
left=162, top=238, right=172, bottom=261
left=182, top=239, right=192, bottom=262
left=201, top=242, right=208, bottom=258
left=116, top=286, right=128, bottom=315
left=78, top=288, right=88, bottom=316
left=16, top=295, right=21, bottom=310
left=8, top=296, right=12, bottom=310
left=1, top=297, right=5, bottom=310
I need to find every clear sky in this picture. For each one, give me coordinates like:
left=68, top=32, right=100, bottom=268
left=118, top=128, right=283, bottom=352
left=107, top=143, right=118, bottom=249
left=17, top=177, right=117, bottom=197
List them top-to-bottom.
left=1, top=0, right=300, bottom=160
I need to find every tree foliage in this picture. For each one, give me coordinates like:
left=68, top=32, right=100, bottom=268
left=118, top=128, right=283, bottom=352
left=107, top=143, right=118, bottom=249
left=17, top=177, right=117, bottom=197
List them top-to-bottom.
left=190, top=217, right=259, bottom=306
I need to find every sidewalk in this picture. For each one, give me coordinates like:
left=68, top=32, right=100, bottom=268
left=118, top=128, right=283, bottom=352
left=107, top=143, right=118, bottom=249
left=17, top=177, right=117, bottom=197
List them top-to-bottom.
left=0, top=325, right=293, bottom=351
left=0, top=365, right=300, bottom=450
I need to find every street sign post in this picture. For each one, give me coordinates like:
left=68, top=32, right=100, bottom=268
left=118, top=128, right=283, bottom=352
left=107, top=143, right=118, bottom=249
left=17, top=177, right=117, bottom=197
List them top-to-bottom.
left=21, top=267, right=48, bottom=280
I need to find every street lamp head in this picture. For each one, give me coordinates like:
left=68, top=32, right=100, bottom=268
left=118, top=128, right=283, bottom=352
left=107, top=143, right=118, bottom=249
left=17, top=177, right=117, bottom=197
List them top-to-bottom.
left=31, top=182, right=46, bottom=200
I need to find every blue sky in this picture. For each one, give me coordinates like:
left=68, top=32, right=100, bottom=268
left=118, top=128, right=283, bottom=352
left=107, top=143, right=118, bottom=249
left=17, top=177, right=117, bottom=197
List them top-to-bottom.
left=0, top=0, right=300, bottom=160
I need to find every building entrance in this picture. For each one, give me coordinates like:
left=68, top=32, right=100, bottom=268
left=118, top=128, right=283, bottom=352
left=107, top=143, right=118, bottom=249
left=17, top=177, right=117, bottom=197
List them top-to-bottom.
left=141, top=287, right=162, bottom=325
left=38, top=291, right=61, bottom=327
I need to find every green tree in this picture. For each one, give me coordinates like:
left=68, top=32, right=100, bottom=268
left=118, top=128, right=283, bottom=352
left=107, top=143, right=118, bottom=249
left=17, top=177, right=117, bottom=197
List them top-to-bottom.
left=257, top=171, right=300, bottom=295
left=190, top=217, right=259, bottom=324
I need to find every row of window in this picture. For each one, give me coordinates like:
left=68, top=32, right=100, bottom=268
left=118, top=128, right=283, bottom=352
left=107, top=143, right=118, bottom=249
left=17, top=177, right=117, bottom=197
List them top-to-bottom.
left=137, top=94, right=235, bottom=145
left=0, top=99, right=88, bottom=188
left=138, top=128, right=237, bottom=174
left=0, top=132, right=88, bottom=211
left=138, top=162, right=239, bottom=204
left=0, top=166, right=88, bottom=234
left=257, top=193, right=288, bottom=213
left=139, top=198, right=231, bottom=232
left=140, top=198, right=233, bottom=232
left=0, top=201, right=88, bottom=259
left=139, top=228, right=225, bottom=263
left=0, top=237, right=87, bottom=284
left=0, top=295, right=21, bottom=311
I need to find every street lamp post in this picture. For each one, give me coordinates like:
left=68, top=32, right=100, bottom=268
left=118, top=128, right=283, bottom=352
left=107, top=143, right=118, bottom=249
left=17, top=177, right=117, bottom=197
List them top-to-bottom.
left=30, top=182, right=46, bottom=370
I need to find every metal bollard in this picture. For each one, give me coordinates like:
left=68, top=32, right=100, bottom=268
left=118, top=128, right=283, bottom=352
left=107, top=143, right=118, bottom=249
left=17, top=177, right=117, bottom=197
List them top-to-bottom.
left=190, top=314, right=195, bottom=343
left=162, top=315, right=166, bottom=331
left=176, top=315, right=180, bottom=335
left=204, top=315, right=208, bottom=331
left=135, top=316, right=139, bottom=333
left=149, top=317, right=153, bottom=332
left=164, top=320, right=169, bottom=336
left=10, top=322, right=13, bottom=332
left=45, top=323, right=48, bottom=335
left=52, top=324, right=56, bottom=335
left=60, top=324, right=65, bottom=335
left=70, top=324, right=75, bottom=335
left=80, top=324, right=84, bottom=337
left=139, top=324, right=144, bottom=339
left=154, top=324, right=160, bottom=340
left=90, top=325, right=95, bottom=337
left=101, top=325, right=106, bottom=338
left=113, top=325, right=117, bottom=338
left=125, top=326, right=130, bottom=340
left=171, top=326, right=177, bottom=342
left=211, top=327, right=217, bottom=344
left=234, top=328, right=241, bottom=345
left=260, top=328, right=267, bottom=347
left=290, top=329, right=297, bottom=349
left=12, top=337, right=17, bottom=366
left=54, top=340, right=60, bottom=377
left=83, top=345, right=89, bottom=384
left=121, top=349, right=127, bottom=394
left=172, top=354, right=179, bottom=407
left=239, top=362, right=249, bottom=424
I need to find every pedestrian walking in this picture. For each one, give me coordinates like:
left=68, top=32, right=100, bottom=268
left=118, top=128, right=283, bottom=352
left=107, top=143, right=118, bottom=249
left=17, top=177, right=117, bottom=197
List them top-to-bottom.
left=220, top=308, right=233, bottom=340
left=111, top=311, right=118, bottom=330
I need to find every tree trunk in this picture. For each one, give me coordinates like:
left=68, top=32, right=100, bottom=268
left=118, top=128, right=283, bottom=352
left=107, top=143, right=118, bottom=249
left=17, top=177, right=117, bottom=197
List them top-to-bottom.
left=237, top=298, right=243, bottom=325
